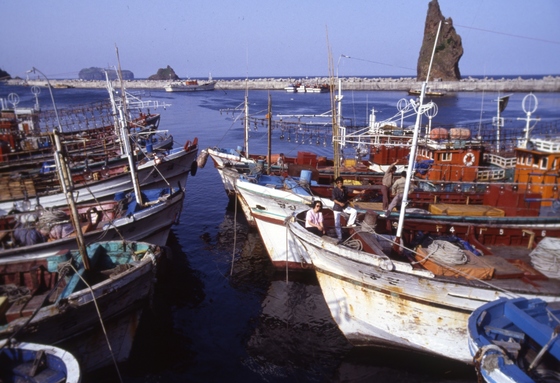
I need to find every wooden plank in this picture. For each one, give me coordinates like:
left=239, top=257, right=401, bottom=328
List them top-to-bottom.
left=475, top=253, right=525, bottom=279
left=506, top=259, right=548, bottom=281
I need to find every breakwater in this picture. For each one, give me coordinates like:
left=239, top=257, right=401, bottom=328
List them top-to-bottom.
left=5, top=76, right=560, bottom=92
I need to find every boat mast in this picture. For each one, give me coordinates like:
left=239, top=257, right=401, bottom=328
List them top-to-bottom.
left=394, top=20, right=443, bottom=250
left=326, top=28, right=340, bottom=178
left=115, top=45, right=144, bottom=206
left=30, top=65, right=90, bottom=268
left=267, top=92, right=272, bottom=174
left=244, top=95, right=249, bottom=159
left=53, top=131, right=91, bottom=269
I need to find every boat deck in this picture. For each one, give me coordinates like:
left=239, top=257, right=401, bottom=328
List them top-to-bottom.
left=314, top=211, right=560, bottom=298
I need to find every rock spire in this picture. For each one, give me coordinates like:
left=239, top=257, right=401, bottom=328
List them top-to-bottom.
left=416, top=0, right=463, bottom=81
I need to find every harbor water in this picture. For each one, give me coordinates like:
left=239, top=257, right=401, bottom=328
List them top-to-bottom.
left=3, top=84, right=560, bottom=382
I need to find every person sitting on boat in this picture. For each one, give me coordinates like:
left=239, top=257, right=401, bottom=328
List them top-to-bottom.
left=381, top=160, right=398, bottom=212
left=385, top=171, right=415, bottom=217
left=332, top=176, right=365, bottom=243
left=305, top=200, right=325, bottom=237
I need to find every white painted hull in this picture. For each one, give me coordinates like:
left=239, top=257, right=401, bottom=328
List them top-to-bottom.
left=164, top=81, right=216, bottom=92
left=0, top=146, right=197, bottom=211
left=207, top=148, right=252, bottom=195
left=235, top=178, right=331, bottom=268
left=0, top=189, right=184, bottom=263
left=287, top=218, right=560, bottom=363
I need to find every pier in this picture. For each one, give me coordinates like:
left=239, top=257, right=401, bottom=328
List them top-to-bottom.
left=5, top=75, right=560, bottom=92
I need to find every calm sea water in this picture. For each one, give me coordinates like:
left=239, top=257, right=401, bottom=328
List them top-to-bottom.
left=3, top=84, right=560, bottom=382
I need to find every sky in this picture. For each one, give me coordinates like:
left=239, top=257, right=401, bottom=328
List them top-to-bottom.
left=2, top=0, right=559, bottom=79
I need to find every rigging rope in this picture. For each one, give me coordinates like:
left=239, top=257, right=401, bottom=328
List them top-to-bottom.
left=230, top=184, right=238, bottom=276
left=68, top=262, right=124, bottom=383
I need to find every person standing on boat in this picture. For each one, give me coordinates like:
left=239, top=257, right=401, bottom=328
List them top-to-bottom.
left=277, top=153, right=286, bottom=170
left=381, top=160, right=398, bottom=213
left=385, top=171, right=414, bottom=217
left=332, top=176, right=364, bottom=243
left=305, top=201, right=325, bottom=236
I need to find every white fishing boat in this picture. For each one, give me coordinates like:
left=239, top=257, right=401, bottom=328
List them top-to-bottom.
left=250, top=23, right=560, bottom=364
left=164, top=76, right=216, bottom=92
left=284, top=84, right=297, bottom=93
left=234, top=172, right=332, bottom=269
left=286, top=208, right=560, bottom=363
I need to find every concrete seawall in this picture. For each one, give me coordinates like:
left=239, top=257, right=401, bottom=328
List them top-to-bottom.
left=6, top=76, right=560, bottom=92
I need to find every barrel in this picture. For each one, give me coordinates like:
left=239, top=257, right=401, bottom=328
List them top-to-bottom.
left=430, top=128, right=448, bottom=140
left=449, top=128, right=471, bottom=140
left=300, top=169, right=312, bottom=184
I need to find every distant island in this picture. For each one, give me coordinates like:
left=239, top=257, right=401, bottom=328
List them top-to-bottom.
left=78, top=67, right=134, bottom=81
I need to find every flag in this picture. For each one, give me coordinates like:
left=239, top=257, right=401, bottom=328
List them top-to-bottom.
left=498, top=96, right=510, bottom=113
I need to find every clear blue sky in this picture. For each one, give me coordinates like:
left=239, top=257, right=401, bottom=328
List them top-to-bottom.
left=2, top=0, right=559, bottom=79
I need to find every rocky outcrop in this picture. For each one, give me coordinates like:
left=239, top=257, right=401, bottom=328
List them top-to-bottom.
left=416, top=0, right=463, bottom=81
left=148, top=66, right=179, bottom=80
left=78, top=67, right=134, bottom=81
left=0, top=68, right=10, bottom=80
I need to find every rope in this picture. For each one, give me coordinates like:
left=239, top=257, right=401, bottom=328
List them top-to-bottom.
left=81, top=184, right=126, bottom=242
left=230, top=184, right=238, bottom=276
left=334, top=217, right=524, bottom=297
left=529, top=237, right=560, bottom=279
left=417, top=240, right=468, bottom=266
left=68, top=262, right=124, bottom=383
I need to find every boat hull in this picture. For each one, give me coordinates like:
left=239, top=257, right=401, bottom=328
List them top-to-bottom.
left=0, top=145, right=197, bottom=212
left=0, top=188, right=184, bottom=262
left=287, top=219, right=560, bottom=363
left=0, top=241, right=162, bottom=373
left=0, top=341, right=81, bottom=383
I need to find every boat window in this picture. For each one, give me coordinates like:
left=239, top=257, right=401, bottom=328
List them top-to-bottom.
left=439, top=152, right=452, bottom=162
left=526, top=156, right=533, bottom=166
left=541, top=157, right=548, bottom=170
left=552, top=158, right=558, bottom=171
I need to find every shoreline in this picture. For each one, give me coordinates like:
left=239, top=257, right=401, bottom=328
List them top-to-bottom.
left=5, top=76, right=560, bottom=92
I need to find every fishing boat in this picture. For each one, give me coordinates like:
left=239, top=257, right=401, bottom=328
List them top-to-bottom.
left=280, top=22, right=560, bottom=363
left=0, top=73, right=199, bottom=212
left=164, top=77, right=216, bottom=92
left=0, top=81, right=167, bottom=171
left=284, top=84, right=297, bottom=93
left=408, top=86, right=447, bottom=97
left=0, top=143, right=196, bottom=213
left=0, top=185, right=185, bottom=259
left=285, top=207, right=560, bottom=363
left=0, top=240, right=165, bottom=373
left=468, top=297, right=560, bottom=382
left=0, top=340, right=81, bottom=382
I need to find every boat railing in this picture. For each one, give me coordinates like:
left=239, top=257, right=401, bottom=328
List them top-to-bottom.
left=526, top=137, right=560, bottom=153
left=483, top=153, right=517, bottom=169
left=476, top=168, right=508, bottom=182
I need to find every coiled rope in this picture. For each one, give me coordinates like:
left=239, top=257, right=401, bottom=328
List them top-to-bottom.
left=529, top=237, right=560, bottom=279
left=415, top=240, right=468, bottom=266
